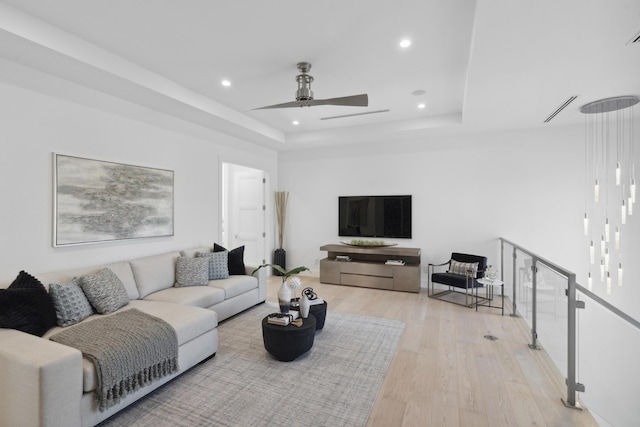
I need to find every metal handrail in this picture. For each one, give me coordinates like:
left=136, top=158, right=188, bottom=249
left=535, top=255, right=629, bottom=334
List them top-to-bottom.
left=499, top=237, right=640, bottom=410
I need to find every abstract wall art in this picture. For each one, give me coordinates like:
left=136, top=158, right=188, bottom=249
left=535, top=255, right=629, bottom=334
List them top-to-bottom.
left=53, top=154, right=174, bottom=246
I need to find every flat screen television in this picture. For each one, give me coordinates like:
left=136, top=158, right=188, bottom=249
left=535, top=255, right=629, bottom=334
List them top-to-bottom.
left=338, top=195, right=412, bottom=239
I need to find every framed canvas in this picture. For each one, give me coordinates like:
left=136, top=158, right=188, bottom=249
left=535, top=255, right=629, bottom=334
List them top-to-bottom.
left=53, top=154, right=174, bottom=246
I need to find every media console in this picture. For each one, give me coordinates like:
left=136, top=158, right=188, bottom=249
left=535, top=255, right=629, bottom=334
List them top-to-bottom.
left=319, top=244, right=421, bottom=293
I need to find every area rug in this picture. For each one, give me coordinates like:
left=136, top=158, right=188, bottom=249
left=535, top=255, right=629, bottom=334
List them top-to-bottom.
left=99, top=303, right=405, bottom=427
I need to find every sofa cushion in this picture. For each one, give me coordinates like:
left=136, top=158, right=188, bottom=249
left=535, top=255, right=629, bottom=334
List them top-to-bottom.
left=214, top=243, right=245, bottom=275
left=180, top=246, right=213, bottom=258
left=196, top=251, right=229, bottom=280
left=130, top=252, right=180, bottom=298
left=175, top=256, right=209, bottom=287
left=37, top=261, right=140, bottom=301
left=80, top=268, right=129, bottom=314
left=0, top=271, right=57, bottom=336
left=209, top=275, right=258, bottom=299
left=49, top=278, right=94, bottom=327
left=143, top=286, right=225, bottom=308
left=43, top=301, right=218, bottom=393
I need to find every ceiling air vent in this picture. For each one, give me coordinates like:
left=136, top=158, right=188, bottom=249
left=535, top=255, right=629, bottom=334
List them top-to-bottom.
left=628, top=30, right=640, bottom=44
left=543, top=96, right=578, bottom=123
left=321, top=109, right=389, bottom=121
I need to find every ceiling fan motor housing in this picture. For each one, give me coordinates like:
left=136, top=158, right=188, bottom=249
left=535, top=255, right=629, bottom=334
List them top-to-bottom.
left=295, top=73, right=314, bottom=101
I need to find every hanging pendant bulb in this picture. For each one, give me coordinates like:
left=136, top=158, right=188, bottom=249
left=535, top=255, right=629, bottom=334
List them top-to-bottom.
left=615, top=162, right=621, bottom=186
left=631, top=177, right=636, bottom=203
left=594, top=178, right=600, bottom=202
left=629, top=197, right=634, bottom=216
left=621, top=199, right=627, bottom=224
left=583, top=213, right=589, bottom=235
left=604, top=218, right=610, bottom=242
left=615, top=227, right=620, bottom=250
left=600, top=235, right=606, bottom=257
left=590, top=240, right=595, bottom=264
left=604, top=248, right=610, bottom=272
left=600, top=259, right=605, bottom=281
left=618, top=262, right=623, bottom=287
left=588, top=272, right=593, bottom=290
left=606, top=272, right=612, bottom=295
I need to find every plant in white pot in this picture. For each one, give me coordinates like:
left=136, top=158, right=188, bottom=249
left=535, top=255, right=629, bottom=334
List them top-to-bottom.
left=252, top=264, right=310, bottom=313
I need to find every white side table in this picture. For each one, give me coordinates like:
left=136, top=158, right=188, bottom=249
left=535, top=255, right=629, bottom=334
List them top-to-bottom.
left=476, top=278, right=504, bottom=315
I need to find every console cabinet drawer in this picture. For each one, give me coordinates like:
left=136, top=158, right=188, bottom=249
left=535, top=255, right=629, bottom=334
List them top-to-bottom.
left=340, top=262, right=393, bottom=277
left=341, top=273, right=394, bottom=290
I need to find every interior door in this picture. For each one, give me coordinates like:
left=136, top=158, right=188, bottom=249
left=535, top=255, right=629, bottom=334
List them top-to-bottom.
left=223, top=163, right=266, bottom=266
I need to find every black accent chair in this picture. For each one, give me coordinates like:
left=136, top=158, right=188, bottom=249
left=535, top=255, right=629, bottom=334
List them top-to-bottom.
left=428, top=252, right=488, bottom=307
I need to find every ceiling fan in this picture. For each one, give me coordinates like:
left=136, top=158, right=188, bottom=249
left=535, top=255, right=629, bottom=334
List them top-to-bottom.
left=253, top=62, right=368, bottom=110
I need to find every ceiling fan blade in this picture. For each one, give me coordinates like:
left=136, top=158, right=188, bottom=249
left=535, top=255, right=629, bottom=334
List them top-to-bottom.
left=253, top=94, right=369, bottom=110
left=312, top=94, right=369, bottom=107
left=252, top=100, right=307, bottom=110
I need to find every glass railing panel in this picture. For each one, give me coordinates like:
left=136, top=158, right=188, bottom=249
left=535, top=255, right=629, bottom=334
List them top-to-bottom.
left=577, top=289, right=640, bottom=426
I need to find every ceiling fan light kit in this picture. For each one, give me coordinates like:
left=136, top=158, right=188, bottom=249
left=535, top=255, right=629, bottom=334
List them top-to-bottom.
left=254, top=62, right=369, bottom=110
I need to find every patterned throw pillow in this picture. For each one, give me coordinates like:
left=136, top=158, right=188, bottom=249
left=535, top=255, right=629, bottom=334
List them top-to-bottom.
left=213, top=243, right=245, bottom=275
left=196, top=251, right=229, bottom=280
left=175, top=256, right=210, bottom=287
left=449, top=260, right=479, bottom=278
left=80, top=268, right=130, bottom=314
left=0, top=271, right=57, bottom=336
left=49, top=278, right=95, bottom=327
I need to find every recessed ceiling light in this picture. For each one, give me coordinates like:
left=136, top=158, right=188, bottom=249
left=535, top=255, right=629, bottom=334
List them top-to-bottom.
left=400, top=39, right=411, bottom=48
left=221, top=79, right=231, bottom=87
left=418, top=103, right=426, bottom=109
left=292, top=120, right=299, bottom=125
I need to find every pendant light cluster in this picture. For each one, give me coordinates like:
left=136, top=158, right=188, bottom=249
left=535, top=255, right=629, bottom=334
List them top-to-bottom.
left=581, top=96, right=638, bottom=294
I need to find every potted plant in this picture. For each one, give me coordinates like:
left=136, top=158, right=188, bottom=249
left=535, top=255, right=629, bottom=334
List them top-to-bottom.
left=273, top=191, right=289, bottom=275
left=252, top=264, right=309, bottom=313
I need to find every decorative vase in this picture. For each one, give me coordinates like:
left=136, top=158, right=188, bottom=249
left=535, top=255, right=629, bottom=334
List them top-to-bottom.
left=273, top=249, right=286, bottom=276
left=277, top=281, right=291, bottom=313
left=300, top=293, right=310, bottom=318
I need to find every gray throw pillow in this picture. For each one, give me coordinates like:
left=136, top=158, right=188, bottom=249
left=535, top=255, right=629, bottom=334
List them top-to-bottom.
left=196, top=251, right=229, bottom=280
left=175, top=256, right=209, bottom=287
left=80, top=268, right=130, bottom=314
left=49, top=278, right=95, bottom=327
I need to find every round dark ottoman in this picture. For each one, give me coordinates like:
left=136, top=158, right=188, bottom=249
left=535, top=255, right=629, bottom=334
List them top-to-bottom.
left=262, top=315, right=316, bottom=362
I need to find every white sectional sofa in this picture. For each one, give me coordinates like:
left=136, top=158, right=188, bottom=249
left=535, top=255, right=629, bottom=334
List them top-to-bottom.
left=0, top=246, right=266, bottom=427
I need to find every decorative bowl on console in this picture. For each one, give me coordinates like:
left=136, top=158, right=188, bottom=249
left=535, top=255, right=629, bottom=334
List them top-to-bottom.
left=340, top=239, right=398, bottom=248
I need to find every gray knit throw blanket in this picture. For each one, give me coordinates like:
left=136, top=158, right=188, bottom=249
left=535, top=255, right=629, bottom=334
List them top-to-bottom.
left=50, top=308, right=179, bottom=411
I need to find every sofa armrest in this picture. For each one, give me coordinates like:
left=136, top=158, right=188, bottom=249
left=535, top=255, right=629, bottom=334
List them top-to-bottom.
left=246, top=264, right=267, bottom=302
left=0, top=329, right=83, bottom=427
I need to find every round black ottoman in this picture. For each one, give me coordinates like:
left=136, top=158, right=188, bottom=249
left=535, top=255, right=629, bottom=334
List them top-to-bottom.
left=290, top=300, right=328, bottom=330
left=262, top=315, right=316, bottom=362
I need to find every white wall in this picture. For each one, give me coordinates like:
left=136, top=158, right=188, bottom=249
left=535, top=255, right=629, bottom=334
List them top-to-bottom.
left=0, top=78, right=278, bottom=283
left=279, top=126, right=586, bottom=289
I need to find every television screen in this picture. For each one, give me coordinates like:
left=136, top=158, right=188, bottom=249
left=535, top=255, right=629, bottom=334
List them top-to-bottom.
left=338, top=195, right=412, bottom=239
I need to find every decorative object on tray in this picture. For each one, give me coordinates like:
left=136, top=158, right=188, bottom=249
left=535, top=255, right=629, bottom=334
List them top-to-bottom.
left=340, top=239, right=398, bottom=247
left=252, top=264, right=310, bottom=313
left=485, top=265, right=498, bottom=281
left=287, top=276, right=302, bottom=307
left=299, top=293, right=310, bottom=318
left=267, top=311, right=300, bottom=326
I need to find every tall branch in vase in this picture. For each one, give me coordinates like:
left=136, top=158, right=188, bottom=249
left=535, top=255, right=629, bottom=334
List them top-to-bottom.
left=274, top=191, right=289, bottom=275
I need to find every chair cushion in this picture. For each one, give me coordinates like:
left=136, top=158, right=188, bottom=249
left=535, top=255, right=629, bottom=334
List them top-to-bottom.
left=431, top=272, right=482, bottom=289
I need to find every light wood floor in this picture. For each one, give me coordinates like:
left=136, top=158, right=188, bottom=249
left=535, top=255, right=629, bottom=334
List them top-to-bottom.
left=266, top=276, right=599, bottom=427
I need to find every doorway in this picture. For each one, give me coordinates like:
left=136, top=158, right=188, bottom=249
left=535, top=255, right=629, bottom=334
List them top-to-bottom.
left=221, top=162, right=267, bottom=266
